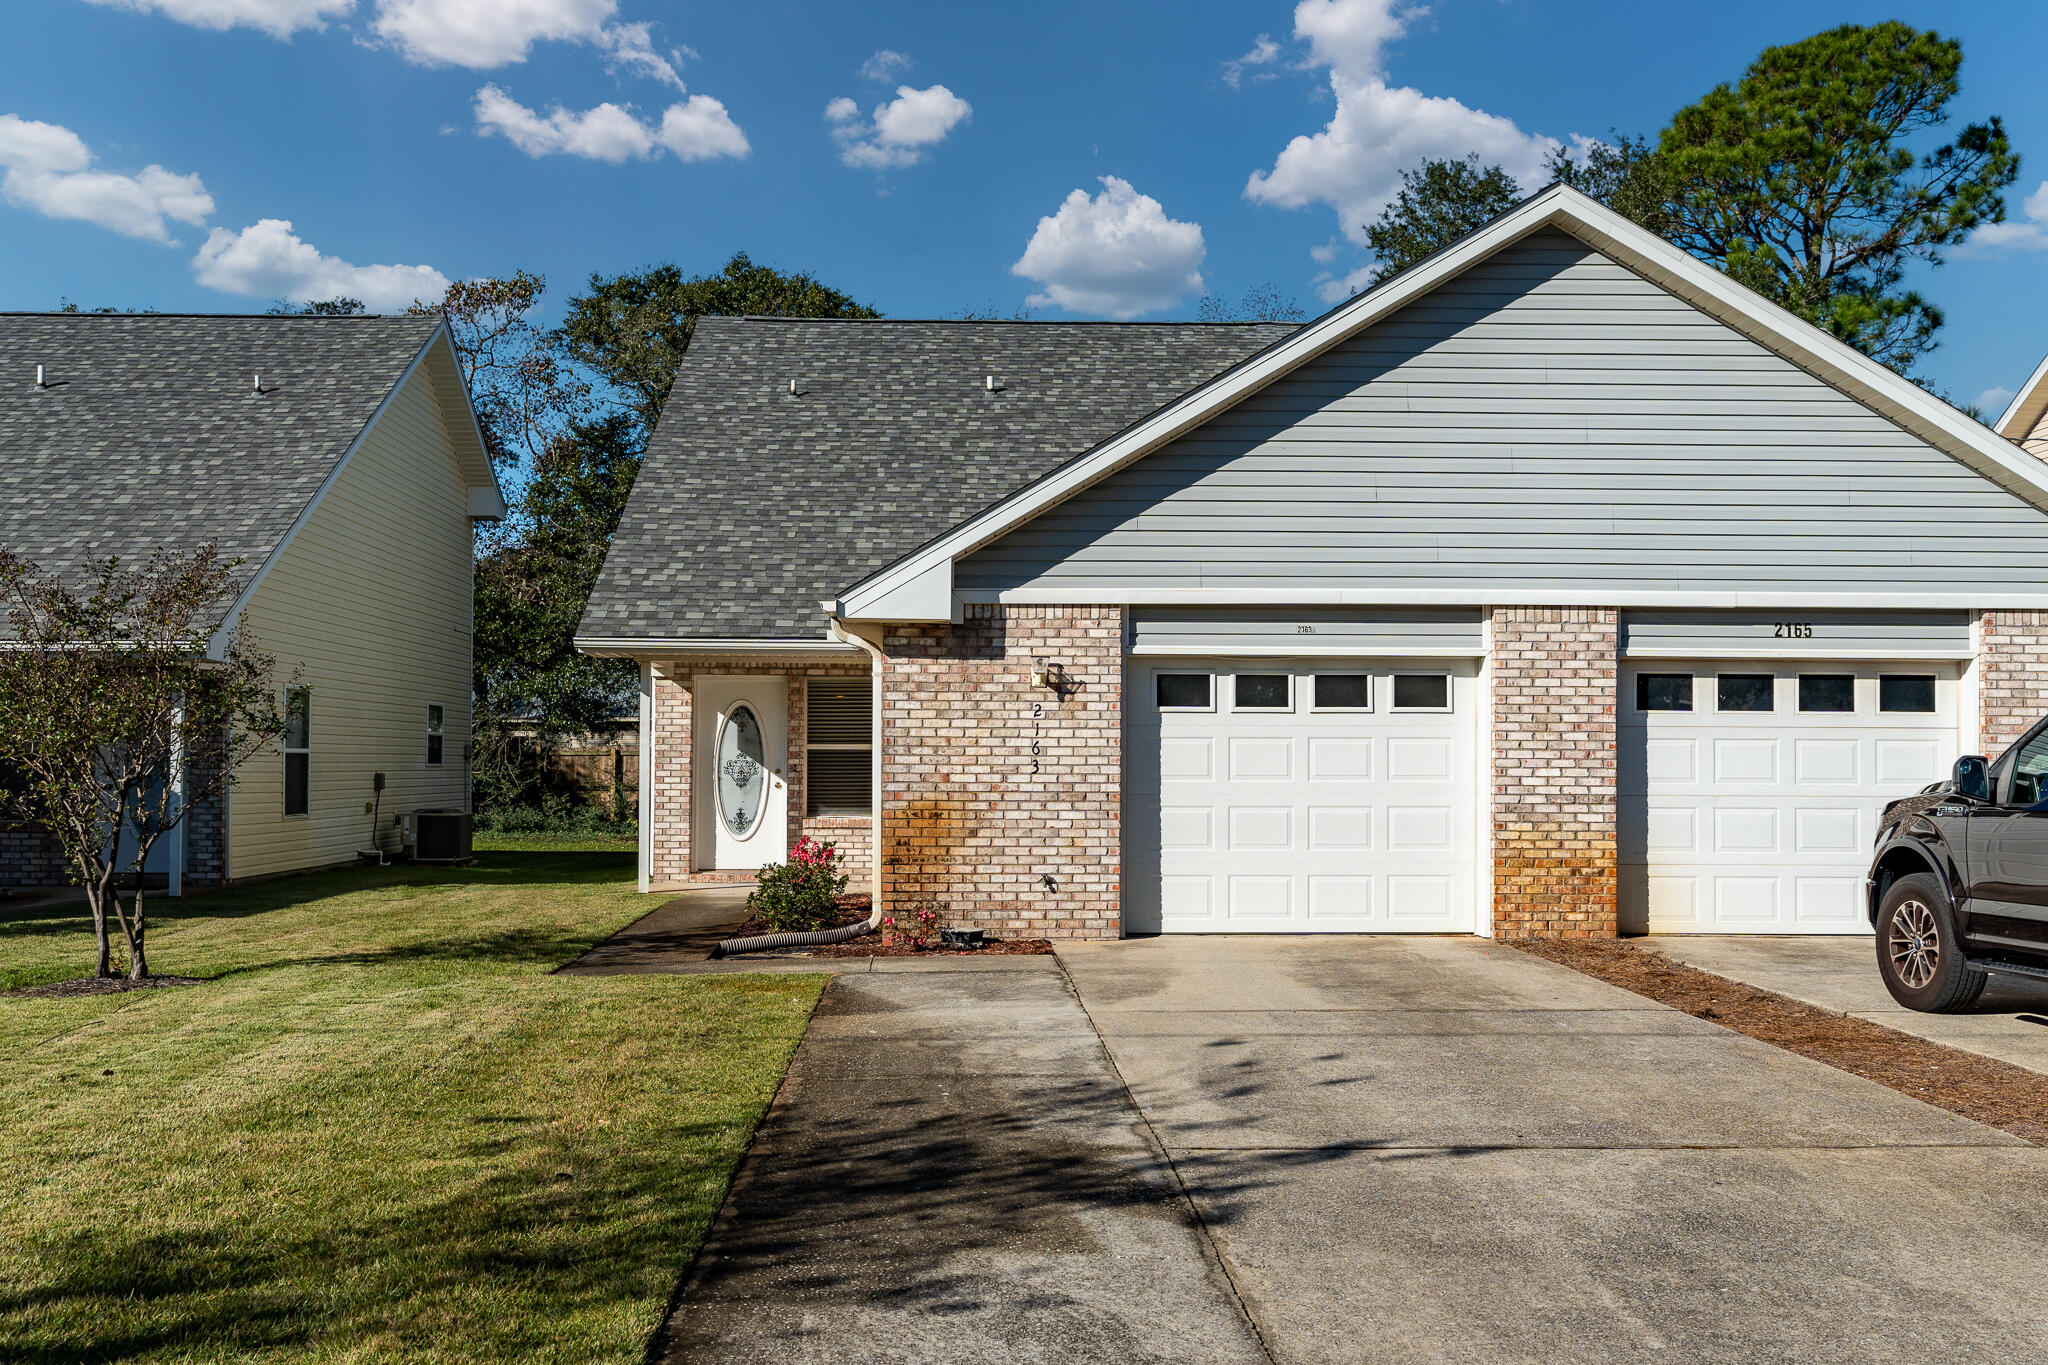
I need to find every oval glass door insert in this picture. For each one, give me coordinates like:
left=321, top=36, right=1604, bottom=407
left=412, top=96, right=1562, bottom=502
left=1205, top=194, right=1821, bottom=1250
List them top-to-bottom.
left=716, top=703, right=767, bottom=838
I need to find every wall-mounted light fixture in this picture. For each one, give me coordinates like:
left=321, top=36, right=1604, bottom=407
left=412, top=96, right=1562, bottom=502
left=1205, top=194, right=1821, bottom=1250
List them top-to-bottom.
left=1031, top=659, right=1068, bottom=691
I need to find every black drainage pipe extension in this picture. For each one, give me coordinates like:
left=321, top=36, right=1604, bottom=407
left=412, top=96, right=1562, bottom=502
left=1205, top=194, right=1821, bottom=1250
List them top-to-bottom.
left=713, top=918, right=876, bottom=958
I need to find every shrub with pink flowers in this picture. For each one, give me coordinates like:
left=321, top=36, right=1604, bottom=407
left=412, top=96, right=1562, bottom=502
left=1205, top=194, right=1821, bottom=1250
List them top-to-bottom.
left=746, top=836, right=849, bottom=932
left=882, top=905, right=941, bottom=950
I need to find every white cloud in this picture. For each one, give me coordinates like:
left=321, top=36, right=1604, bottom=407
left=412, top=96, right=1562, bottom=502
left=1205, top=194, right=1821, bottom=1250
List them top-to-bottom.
left=82, top=0, right=351, bottom=38
left=371, top=0, right=611, bottom=68
left=1244, top=0, right=1561, bottom=274
left=594, top=19, right=684, bottom=89
left=1222, top=34, right=1280, bottom=89
left=858, top=49, right=912, bottom=82
left=474, top=84, right=746, bottom=162
left=826, top=84, right=971, bottom=169
left=0, top=113, right=213, bottom=243
left=1011, top=175, right=1206, bottom=318
left=1965, top=180, right=2048, bottom=251
left=192, top=218, right=450, bottom=311
left=1977, top=385, right=2017, bottom=416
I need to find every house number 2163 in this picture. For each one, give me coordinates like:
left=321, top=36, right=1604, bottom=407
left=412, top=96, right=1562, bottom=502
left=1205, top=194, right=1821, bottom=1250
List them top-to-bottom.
left=1031, top=701, right=1044, bottom=774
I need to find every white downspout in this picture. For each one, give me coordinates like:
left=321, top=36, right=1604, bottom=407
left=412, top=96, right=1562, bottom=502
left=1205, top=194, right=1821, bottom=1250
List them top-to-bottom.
left=827, top=620, right=886, bottom=927
left=637, top=660, right=654, bottom=894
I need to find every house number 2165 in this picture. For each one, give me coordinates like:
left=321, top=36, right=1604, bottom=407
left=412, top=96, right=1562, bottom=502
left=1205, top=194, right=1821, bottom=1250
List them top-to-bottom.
left=1774, top=622, right=1814, bottom=638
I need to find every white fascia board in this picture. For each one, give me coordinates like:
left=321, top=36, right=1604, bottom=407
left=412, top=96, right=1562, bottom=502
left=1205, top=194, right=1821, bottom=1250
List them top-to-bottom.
left=838, top=184, right=2048, bottom=621
left=428, top=326, right=509, bottom=522
left=205, top=328, right=443, bottom=659
left=1996, top=350, right=2048, bottom=440
left=839, top=556, right=956, bottom=623
left=972, top=586, right=2048, bottom=609
left=575, top=636, right=863, bottom=660
left=1128, top=642, right=1482, bottom=658
left=1620, top=646, right=1975, bottom=661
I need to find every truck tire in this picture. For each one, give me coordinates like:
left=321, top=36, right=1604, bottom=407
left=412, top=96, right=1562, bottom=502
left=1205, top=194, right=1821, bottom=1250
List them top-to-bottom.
left=1875, top=873, right=1987, bottom=1013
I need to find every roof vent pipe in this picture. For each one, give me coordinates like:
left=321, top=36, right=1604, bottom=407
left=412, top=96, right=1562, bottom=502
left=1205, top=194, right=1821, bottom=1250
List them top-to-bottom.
left=34, top=365, right=45, bottom=389
left=253, top=374, right=262, bottom=395
left=986, top=374, right=1001, bottom=392
left=788, top=378, right=797, bottom=395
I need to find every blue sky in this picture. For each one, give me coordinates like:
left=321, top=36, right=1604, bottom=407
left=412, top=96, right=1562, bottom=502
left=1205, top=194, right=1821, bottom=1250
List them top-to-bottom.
left=3, top=0, right=2045, bottom=410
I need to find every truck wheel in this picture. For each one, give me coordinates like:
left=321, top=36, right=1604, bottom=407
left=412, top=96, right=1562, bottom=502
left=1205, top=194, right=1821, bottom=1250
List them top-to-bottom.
left=1875, top=873, right=1986, bottom=1013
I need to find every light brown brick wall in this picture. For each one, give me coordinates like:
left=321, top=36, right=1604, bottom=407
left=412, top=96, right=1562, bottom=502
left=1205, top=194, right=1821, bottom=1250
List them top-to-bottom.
left=879, top=604, right=1124, bottom=939
left=1490, top=606, right=1618, bottom=937
left=1979, top=610, right=2048, bottom=756
left=646, top=661, right=874, bottom=889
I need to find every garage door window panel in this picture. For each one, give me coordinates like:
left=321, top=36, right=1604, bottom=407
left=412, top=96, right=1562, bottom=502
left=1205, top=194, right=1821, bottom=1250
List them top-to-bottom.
left=1156, top=673, right=1212, bottom=712
left=1311, top=673, right=1372, bottom=711
left=1392, top=673, right=1451, bottom=712
left=1636, top=673, right=1693, bottom=712
left=1233, top=674, right=1293, bottom=711
left=1717, top=674, right=1775, bottom=713
left=1799, top=675, right=1856, bottom=713
left=1879, top=675, right=1937, bottom=714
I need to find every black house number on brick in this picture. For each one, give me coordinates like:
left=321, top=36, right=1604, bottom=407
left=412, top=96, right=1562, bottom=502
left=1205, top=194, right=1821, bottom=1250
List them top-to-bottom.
left=1030, top=701, right=1044, bottom=774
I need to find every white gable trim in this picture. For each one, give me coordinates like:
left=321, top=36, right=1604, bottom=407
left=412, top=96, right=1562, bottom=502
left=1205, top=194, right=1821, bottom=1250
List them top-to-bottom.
left=838, top=184, right=2048, bottom=623
left=206, top=324, right=495, bottom=657
left=1997, top=350, right=2048, bottom=442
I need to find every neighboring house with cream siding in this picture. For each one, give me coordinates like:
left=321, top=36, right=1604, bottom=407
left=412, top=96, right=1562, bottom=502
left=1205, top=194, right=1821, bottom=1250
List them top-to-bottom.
left=0, top=313, right=500, bottom=890
left=1996, top=352, right=2048, bottom=459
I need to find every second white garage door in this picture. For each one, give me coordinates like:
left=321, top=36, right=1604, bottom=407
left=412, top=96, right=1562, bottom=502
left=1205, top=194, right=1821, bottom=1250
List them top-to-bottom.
left=1126, top=660, right=1479, bottom=933
left=1619, top=662, right=1960, bottom=934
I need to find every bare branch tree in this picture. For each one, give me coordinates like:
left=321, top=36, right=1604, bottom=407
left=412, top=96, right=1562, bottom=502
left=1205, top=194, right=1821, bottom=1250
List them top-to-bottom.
left=0, top=546, right=286, bottom=980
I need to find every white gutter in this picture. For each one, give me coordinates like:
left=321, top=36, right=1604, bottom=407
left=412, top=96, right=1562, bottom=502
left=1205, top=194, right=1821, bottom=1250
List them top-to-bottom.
left=827, top=618, right=886, bottom=927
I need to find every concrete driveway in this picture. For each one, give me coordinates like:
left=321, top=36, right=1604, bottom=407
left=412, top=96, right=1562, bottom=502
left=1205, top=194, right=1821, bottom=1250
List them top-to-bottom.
left=1059, top=935, right=2048, bottom=1363
left=1645, top=935, right=2048, bottom=1075
left=659, top=936, right=2048, bottom=1363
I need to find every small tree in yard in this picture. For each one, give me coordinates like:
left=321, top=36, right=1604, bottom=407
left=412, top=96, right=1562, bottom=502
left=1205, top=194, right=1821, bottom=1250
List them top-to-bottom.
left=0, top=546, right=285, bottom=980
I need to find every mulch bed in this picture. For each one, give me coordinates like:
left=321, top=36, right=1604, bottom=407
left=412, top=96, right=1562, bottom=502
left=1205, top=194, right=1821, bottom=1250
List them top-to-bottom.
left=729, top=897, right=873, bottom=938
left=1508, top=936, right=2048, bottom=1146
left=794, top=937, right=1055, bottom=959
left=5, top=974, right=205, bottom=999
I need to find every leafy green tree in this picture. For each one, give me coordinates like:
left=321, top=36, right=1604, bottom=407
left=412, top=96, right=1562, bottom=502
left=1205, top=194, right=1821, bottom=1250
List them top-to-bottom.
left=1654, top=21, right=2017, bottom=374
left=1544, top=133, right=1668, bottom=230
left=1360, top=155, right=1525, bottom=284
left=561, top=252, right=878, bottom=433
left=412, top=273, right=589, bottom=471
left=1197, top=283, right=1307, bottom=322
left=268, top=297, right=366, bottom=316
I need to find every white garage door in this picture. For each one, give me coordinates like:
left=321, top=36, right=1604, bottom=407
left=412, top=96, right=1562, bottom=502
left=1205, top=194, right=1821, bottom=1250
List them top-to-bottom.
left=1126, top=660, right=1479, bottom=933
left=1619, top=663, right=1960, bottom=934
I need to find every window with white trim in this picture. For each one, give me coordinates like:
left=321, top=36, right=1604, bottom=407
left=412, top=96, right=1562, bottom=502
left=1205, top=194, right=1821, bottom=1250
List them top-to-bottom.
left=806, top=677, right=872, bottom=816
left=283, top=687, right=310, bottom=817
left=426, top=704, right=445, bottom=765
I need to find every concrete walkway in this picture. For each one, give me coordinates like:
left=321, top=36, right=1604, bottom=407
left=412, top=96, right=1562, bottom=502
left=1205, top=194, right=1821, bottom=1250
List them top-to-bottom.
left=1058, top=935, right=2048, bottom=1363
left=1645, top=935, right=2048, bottom=1075
left=651, top=957, right=1270, bottom=1364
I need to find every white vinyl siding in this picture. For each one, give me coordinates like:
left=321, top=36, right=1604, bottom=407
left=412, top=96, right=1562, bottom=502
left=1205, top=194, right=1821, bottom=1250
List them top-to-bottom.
left=957, top=229, right=2048, bottom=599
left=229, top=362, right=474, bottom=877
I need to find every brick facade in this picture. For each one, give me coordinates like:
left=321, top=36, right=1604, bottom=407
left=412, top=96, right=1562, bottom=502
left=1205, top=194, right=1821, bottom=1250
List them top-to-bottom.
left=878, top=604, right=1124, bottom=939
left=1489, top=606, right=1619, bottom=937
left=1978, top=610, right=2048, bottom=754
left=645, top=659, right=874, bottom=890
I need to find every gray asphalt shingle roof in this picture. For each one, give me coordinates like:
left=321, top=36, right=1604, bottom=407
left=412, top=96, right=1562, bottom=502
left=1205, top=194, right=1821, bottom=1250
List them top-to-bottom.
left=0, top=312, right=442, bottom=626
left=580, top=316, right=1298, bottom=642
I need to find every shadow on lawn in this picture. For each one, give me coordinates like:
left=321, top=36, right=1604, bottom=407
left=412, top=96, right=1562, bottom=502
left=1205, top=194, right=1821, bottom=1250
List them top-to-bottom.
left=0, top=1112, right=739, bottom=1363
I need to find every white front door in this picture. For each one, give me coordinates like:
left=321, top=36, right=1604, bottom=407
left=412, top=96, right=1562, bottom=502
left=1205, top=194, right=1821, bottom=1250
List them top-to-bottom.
left=1127, top=659, right=1480, bottom=933
left=1619, top=662, right=1960, bottom=933
left=695, top=676, right=789, bottom=870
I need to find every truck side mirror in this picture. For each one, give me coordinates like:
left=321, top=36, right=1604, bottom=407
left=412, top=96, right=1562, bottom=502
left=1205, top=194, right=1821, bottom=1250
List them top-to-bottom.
left=1954, top=755, right=1991, bottom=802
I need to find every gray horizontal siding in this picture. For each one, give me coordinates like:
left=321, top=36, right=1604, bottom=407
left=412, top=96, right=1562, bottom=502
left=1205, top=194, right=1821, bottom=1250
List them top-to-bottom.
left=957, top=229, right=2048, bottom=598
left=1131, top=607, right=1483, bottom=654
left=1620, top=610, right=1972, bottom=657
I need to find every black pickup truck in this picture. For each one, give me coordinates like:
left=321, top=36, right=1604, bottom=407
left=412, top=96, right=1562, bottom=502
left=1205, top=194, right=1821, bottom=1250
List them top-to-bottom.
left=1868, top=713, right=2048, bottom=1011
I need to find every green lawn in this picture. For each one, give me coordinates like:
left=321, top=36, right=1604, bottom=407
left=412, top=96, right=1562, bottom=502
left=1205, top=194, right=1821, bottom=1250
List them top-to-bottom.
left=474, top=830, right=638, bottom=854
left=0, top=853, right=823, bottom=1364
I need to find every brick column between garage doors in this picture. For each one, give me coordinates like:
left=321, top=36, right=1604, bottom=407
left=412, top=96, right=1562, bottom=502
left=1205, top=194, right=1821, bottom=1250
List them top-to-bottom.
left=878, top=604, right=1124, bottom=939
left=1489, top=607, right=1619, bottom=937
left=1978, top=610, right=2048, bottom=754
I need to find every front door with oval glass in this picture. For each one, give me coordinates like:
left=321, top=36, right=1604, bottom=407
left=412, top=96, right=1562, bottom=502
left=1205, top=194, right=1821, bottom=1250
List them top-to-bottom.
left=694, top=675, right=789, bottom=870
